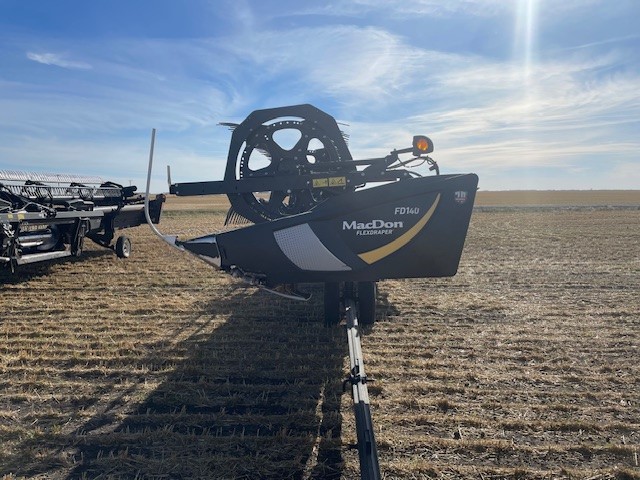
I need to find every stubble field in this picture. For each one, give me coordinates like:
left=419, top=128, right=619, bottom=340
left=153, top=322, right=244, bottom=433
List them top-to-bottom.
left=1, top=191, right=639, bottom=479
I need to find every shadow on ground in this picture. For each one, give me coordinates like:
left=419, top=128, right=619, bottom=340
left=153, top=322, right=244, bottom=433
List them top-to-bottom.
left=0, top=250, right=111, bottom=284
left=2, top=281, right=399, bottom=479
left=60, top=287, right=346, bottom=479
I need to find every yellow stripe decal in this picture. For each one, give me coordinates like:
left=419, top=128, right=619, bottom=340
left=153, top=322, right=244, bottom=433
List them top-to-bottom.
left=358, top=194, right=440, bottom=264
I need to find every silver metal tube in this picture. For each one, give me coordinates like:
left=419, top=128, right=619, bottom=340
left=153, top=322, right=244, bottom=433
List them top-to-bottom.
left=143, top=129, right=182, bottom=250
left=18, top=233, right=52, bottom=248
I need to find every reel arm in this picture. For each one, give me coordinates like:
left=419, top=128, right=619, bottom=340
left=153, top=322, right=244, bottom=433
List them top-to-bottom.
left=165, top=104, right=439, bottom=224
left=168, top=135, right=438, bottom=197
left=168, top=169, right=414, bottom=196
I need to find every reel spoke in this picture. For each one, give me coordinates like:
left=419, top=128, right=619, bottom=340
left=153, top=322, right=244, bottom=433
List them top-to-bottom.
left=292, top=132, right=311, bottom=158
left=261, top=135, right=289, bottom=166
left=265, top=190, right=287, bottom=208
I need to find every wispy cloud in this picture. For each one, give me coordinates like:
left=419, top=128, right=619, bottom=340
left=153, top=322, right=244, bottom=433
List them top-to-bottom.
left=2, top=0, right=638, bottom=191
left=290, top=0, right=509, bottom=18
left=291, top=0, right=606, bottom=19
left=353, top=0, right=509, bottom=17
left=219, top=26, right=427, bottom=104
left=8, top=27, right=640, bottom=191
left=556, top=34, right=640, bottom=52
left=333, top=39, right=640, bottom=190
left=26, top=51, right=92, bottom=70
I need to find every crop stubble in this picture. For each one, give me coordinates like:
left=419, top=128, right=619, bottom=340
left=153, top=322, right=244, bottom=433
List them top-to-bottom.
left=1, top=194, right=639, bottom=479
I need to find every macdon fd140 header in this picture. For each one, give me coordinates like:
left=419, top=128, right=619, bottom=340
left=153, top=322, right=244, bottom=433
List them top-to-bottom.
left=144, top=103, right=478, bottom=480
left=148, top=104, right=478, bottom=312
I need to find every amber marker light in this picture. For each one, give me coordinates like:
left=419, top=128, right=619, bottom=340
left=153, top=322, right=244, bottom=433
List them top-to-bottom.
left=412, top=135, right=433, bottom=156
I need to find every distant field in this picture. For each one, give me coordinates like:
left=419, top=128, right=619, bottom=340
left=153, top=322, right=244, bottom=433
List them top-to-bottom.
left=162, top=190, right=640, bottom=212
left=475, top=190, right=640, bottom=207
left=1, top=193, right=639, bottom=479
left=163, top=194, right=230, bottom=211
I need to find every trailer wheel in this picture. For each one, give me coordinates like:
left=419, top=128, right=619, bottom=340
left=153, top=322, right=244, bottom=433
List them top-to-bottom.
left=115, top=235, right=131, bottom=258
left=324, top=282, right=341, bottom=327
left=357, top=282, right=377, bottom=325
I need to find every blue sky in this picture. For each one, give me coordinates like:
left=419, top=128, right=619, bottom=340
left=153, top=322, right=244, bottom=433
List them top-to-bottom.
left=1, top=0, right=639, bottom=192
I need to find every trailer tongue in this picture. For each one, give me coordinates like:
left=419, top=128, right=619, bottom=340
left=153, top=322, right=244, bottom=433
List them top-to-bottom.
left=145, top=104, right=478, bottom=479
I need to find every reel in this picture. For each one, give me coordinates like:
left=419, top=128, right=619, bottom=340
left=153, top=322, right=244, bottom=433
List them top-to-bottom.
left=169, top=104, right=439, bottom=227
left=223, top=104, right=356, bottom=224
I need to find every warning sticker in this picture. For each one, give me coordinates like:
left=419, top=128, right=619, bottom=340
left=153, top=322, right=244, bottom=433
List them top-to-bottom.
left=313, top=177, right=346, bottom=188
left=328, top=177, right=346, bottom=187
left=312, top=178, right=329, bottom=188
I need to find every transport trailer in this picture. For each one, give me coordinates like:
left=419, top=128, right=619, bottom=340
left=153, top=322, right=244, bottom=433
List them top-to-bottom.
left=145, top=104, right=478, bottom=480
left=1, top=170, right=165, bottom=272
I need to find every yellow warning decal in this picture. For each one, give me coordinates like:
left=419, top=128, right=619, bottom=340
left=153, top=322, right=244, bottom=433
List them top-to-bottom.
left=313, top=177, right=346, bottom=188
left=312, top=178, right=329, bottom=188
left=358, top=194, right=440, bottom=264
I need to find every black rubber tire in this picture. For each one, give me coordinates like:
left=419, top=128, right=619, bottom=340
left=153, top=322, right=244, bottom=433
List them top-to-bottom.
left=115, top=235, right=131, bottom=259
left=357, top=281, right=377, bottom=325
left=323, top=282, right=341, bottom=327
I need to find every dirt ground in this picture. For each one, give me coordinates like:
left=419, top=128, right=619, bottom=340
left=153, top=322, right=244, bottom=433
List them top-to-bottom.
left=1, top=192, right=639, bottom=479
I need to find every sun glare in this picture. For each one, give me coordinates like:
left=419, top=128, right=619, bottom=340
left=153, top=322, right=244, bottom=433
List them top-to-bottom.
left=513, top=0, right=540, bottom=186
left=514, top=0, right=538, bottom=81
left=524, top=0, right=537, bottom=79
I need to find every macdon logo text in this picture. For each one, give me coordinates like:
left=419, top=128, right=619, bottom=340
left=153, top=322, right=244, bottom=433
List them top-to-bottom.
left=343, top=219, right=404, bottom=236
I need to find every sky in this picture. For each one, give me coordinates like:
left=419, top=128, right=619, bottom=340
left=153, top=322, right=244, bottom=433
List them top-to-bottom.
left=1, top=0, right=639, bottom=192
